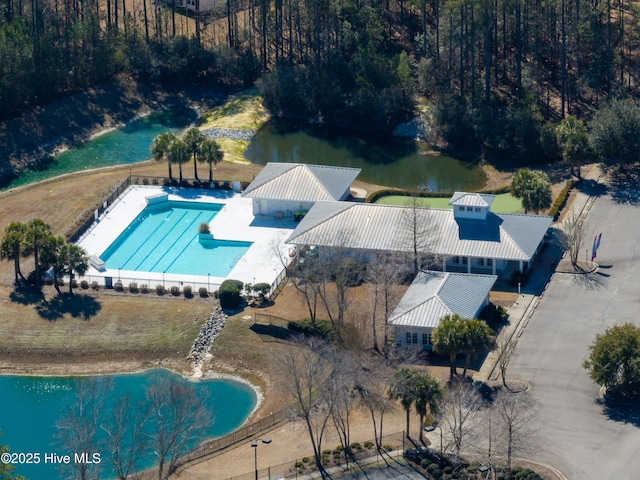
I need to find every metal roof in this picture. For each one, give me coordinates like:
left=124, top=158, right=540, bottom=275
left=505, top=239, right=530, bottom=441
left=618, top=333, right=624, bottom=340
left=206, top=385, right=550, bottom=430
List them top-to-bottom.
left=242, top=163, right=361, bottom=202
left=449, top=192, right=496, bottom=207
left=286, top=202, right=552, bottom=261
left=388, top=271, right=497, bottom=328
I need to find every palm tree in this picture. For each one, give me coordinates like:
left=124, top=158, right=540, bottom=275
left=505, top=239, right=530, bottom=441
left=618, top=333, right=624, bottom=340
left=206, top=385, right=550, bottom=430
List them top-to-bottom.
left=555, top=116, right=589, bottom=178
left=183, top=128, right=206, bottom=182
left=151, top=132, right=177, bottom=181
left=167, top=138, right=190, bottom=184
left=198, top=138, right=224, bottom=183
left=510, top=168, right=552, bottom=214
left=24, top=219, right=52, bottom=290
left=0, top=221, right=28, bottom=283
left=40, top=235, right=66, bottom=295
left=66, top=244, right=89, bottom=295
left=432, top=314, right=468, bottom=380
left=462, top=319, right=493, bottom=377
left=388, top=368, right=419, bottom=438
left=414, top=373, right=442, bottom=444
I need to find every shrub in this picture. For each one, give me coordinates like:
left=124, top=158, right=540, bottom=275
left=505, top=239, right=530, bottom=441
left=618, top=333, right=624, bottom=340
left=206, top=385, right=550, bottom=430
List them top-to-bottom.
left=142, top=177, right=150, bottom=185
left=548, top=180, right=574, bottom=220
left=199, top=222, right=210, bottom=234
left=56, top=278, right=64, bottom=287
left=71, top=279, right=78, bottom=289
left=219, top=279, right=244, bottom=309
left=80, top=280, right=89, bottom=289
left=114, top=280, right=123, bottom=291
left=91, top=281, right=99, bottom=290
left=128, top=282, right=139, bottom=293
left=253, top=282, right=271, bottom=299
left=140, top=284, right=149, bottom=294
left=156, top=284, right=166, bottom=295
left=183, top=285, right=193, bottom=298
left=170, top=286, right=180, bottom=296
left=198, top=287, right=209, bottom=297
left=288, top=319, right=333, bottom=339
left=363, top=441, right=373, bottom=449
left=350, top=442, right=362, bottom=451
left=383, top=444, right=393, bottom=452
left=301, top=457, right=310, bottom=464
left=420, top=459, right=430, bottom=469
left=294, top=461, right=304, bottom=469
left=428, top=463, right=440, bottom=473
left=443, top=466, right=453, bottom=474
left=431, top=467, right=442, bottom=479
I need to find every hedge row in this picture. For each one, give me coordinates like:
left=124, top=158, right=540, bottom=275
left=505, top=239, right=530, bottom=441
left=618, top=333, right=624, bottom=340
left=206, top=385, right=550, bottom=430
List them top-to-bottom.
left=548, top=180, right=574, bottom=221
left=365, top=186, right=512, bottom=204
left=287, top=318, right=334, bottom=339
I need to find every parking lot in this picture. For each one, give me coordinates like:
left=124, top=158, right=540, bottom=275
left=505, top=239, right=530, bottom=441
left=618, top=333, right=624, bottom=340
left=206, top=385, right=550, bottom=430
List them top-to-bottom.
left=510, top=192, right=640, bottom=480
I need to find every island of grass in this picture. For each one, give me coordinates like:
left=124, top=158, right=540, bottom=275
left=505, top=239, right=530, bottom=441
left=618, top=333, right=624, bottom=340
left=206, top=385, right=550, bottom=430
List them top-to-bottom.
left=375, top=192, right=524, bottom=213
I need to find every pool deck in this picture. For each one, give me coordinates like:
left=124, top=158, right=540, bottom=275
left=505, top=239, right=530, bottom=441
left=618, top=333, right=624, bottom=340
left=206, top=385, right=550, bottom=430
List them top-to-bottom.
left=77, top=186, right=297, bottom=292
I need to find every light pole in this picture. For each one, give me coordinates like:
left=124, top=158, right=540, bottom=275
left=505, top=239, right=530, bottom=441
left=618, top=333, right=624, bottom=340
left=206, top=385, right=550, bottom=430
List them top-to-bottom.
left=207, top=273, right=210, bottom=292
left=424, top=425, right=443, bottom=455
left=250, top=438, right=272, bottom=480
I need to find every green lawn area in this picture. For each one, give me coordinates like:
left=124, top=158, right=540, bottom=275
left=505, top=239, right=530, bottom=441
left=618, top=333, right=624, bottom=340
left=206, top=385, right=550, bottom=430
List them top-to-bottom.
left=375, top=193, right=524, bottom=213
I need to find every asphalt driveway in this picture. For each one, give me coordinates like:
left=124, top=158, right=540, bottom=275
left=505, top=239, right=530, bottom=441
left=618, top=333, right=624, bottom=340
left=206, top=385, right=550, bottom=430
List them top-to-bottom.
left=510, top=192, right=640, bottom=480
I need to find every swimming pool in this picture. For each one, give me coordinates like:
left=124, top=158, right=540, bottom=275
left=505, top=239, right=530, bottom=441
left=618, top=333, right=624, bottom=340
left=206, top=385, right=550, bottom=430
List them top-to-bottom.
left=100, top=201, right=252, bottom=277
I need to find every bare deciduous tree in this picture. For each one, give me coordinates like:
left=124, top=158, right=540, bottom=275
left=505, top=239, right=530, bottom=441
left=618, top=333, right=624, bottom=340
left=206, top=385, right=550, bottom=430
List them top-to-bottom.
left=400, top=195, right=440, bottom=274
left=562, top=210, right=591, bottom=267
left=366, top=252, right=407, bottom=354
left=274, top=337, right=333, bottom=478
left=496, top=339, right=515, bottom=388
left=327, top=348, right=359, bottom=468
left=356, top=362, right=396, bottom=453
left=145, top=375, right=211, bottom=480
left=55, top=377, right=113, bottom=480
left=441, top=378, right=483, bottom=457
left=493, top=389, right=538, bottom=470
left=103, top=394, right=147, bottom=480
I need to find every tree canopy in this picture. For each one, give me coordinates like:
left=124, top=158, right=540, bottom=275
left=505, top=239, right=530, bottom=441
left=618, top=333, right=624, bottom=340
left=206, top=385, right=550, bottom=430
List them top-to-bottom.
left=510, top=169, right=553, bottom=214
left=583, top=323, right=640, bottom=400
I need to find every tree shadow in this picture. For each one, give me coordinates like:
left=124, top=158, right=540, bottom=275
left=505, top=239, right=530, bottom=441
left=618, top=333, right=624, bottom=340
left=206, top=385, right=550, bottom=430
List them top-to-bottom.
left=604, top=164, right=640, bottom=205
left=575, top=177, right=608, bottom=197
left=571, top=270, right=607, bottom=291
left=9, top=286, right=44, bottom=305
left=36, top=294, right=102, bottom=321
left=249, top=323, right=294, bottom=341
left=599, top=399, right=640, bottom=428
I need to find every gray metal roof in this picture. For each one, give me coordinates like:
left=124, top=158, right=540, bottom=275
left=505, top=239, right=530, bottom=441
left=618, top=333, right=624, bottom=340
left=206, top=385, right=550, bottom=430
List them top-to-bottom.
left=242, top=163, right=361, bottom=202
left=449, top=192, right=496, bottom=207
left=286, top=202, right=552, bottom=261
left=388, top=271, right=497, bottom=328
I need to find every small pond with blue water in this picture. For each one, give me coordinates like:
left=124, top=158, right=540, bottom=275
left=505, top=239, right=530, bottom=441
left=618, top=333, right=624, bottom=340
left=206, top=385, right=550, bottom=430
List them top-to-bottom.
left=0, top=368, right=257, bottom=479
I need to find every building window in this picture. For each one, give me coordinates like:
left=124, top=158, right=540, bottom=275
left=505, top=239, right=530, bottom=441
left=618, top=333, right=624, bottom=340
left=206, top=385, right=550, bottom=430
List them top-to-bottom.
left=466, top=206, right=473, bottom=211
left=475, top=207, right=481, bottom=212
left=453, top=256, right=460, bottom=264
left=462, top=257, right=468, bottom=265
left=478, top=258, right=484, bottom=266
left=487, top=258, right=493, bottom=266
left=406, top=332, right=412, bottom=344
left=412, top=332, right=418, bottom=344
left=422, top=333, right=431, bottom=346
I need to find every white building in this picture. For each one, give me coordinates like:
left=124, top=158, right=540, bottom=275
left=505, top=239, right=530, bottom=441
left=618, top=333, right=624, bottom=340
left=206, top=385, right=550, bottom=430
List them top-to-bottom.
left=242, top=163, right=361, bottom=218
left=285, top=192, right=553, bottom=277
left=388, top=271, right=497, bottom=349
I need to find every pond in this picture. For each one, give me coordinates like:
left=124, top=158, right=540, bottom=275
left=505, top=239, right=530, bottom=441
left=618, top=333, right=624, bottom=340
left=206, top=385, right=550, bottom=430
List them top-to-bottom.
left=1, top=107, right=196, bottom=191
left=244, top=121, right=486, bottom=192
left=0, top=368, right=257, bottom=479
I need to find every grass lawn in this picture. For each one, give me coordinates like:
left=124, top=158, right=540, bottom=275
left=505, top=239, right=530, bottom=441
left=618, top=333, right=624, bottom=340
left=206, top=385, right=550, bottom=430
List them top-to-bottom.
left=197, top=90, right=270, bottom=132
left=375, top=193, right=524, bottom=213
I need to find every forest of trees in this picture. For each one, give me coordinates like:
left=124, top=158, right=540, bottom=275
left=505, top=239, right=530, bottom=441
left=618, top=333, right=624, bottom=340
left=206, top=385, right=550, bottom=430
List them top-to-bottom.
left=1, top=0, right=639, bottom=160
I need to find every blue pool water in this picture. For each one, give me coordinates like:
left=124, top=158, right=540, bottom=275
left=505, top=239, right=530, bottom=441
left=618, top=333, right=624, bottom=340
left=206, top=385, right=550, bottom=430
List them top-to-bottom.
left=100, top=201, right=252, bottom=277
left=0, top=369, right=257, bottom=480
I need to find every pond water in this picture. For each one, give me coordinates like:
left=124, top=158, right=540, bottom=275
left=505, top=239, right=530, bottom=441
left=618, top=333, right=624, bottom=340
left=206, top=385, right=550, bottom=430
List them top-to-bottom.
left=1, top=108, right=196, bottom=190
left=244, top=122, right=486, bottom=192
left=0, top=368, right=257, bottom=479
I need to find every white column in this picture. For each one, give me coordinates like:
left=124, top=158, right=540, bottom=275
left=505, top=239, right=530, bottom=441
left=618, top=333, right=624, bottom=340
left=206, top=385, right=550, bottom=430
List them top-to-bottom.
left=442, top=256, right=447, bottom=272
left=467, top=258, right=471, bottom=273
left=492, top=259, right=496, bottom=275
left=519, top=260, right=523, bottom=272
